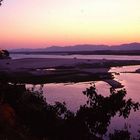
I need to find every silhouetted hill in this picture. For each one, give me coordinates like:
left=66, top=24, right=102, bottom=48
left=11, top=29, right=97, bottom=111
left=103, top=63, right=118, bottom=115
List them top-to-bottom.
left=9, top=42, right=140, bottom=52
left=113, top=43, right=140, bottom=50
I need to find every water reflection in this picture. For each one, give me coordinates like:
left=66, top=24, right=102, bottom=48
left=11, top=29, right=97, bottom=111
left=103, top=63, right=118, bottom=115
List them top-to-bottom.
left=108, top=65, right=140, bottom=138
left=110, top=65, right=140, bottom=102
left=0, top=82, right=139, bottom=139
left=27, top=82, right=111, bottom=111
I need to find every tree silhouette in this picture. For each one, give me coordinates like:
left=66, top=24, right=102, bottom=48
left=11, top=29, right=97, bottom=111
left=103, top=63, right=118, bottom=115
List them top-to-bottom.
left=0, top=0, right=3, bottom=6
left=0, top=49, right=10, bottom=59
left=2, top=50, right=9, bottom=57
left=0, top=82, right=139, bottom=140
left=68, top=85, right=139, bottom=139
left=109, top=129, right=131, bottom=140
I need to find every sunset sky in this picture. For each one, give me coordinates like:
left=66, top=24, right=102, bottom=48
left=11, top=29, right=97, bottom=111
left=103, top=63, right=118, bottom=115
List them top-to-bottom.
left=0, top=0, right=140, bottom=49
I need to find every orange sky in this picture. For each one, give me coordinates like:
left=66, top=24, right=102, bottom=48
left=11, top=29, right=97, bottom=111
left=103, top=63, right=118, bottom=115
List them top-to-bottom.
left=0, top=0, right=140, bottom=49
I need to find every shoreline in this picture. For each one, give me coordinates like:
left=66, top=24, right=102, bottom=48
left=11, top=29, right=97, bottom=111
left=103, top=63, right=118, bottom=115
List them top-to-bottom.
left=10, top=50, right=140, bottom=56
left=1, top=58, right=140, bottom=88
left=1, top=58, right=140, bottom=70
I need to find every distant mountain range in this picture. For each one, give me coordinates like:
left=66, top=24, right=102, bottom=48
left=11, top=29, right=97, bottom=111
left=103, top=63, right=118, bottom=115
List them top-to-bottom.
left=10, top=42, right=140, bottom=52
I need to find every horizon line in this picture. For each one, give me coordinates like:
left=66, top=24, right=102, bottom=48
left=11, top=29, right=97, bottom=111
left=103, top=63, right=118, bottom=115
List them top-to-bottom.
left=7, top=42, right=140, bottom=50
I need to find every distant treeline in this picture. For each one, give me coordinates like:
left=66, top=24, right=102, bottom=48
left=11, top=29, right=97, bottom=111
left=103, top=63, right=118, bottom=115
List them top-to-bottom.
left=10, top=50, right=140, bottom=56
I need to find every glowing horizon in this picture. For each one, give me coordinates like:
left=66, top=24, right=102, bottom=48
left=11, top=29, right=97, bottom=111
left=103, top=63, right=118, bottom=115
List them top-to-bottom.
left=0, top=0, right=140, bottom=49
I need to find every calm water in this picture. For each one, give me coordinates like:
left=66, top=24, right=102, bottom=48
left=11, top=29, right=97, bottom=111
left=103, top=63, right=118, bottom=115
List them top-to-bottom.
left=11, top=53, right=140, bottom=60
left=26, top=65, right=140, bottom=139
left=108, top=65, right=140, bottom=138
left=27, top=81, right=111, bottom=111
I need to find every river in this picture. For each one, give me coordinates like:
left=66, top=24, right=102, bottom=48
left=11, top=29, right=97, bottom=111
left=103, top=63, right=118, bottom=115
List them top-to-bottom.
left=11, top=53, right=140, bottom=60
left=26, top=65, right=140, bottom=139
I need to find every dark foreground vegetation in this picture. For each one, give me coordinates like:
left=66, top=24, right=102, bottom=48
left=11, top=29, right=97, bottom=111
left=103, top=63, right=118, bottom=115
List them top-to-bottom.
left=0, top=81, right=140, bottom=140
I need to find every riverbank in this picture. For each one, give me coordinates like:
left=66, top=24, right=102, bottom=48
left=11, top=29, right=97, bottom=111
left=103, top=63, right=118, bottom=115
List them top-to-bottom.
left=1, top=58, right=140, bottom=88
